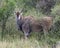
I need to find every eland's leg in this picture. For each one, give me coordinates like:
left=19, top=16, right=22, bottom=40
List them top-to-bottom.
left=22, top=23, right=31, bottom=39
left=43, top=26, right=49, bottom=48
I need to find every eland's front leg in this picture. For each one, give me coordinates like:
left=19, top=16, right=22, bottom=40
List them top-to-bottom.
left=22, top=22, right=31, bottom=39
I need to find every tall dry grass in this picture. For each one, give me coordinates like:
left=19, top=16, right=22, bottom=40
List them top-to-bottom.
left=0, top=38, right=51, bottom=48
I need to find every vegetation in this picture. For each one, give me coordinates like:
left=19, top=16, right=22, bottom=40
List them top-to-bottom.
left=0, top=0, right=60, bottom=48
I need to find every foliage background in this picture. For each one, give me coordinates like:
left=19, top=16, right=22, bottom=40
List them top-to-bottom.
left=0, top=0, right=60, bottom=48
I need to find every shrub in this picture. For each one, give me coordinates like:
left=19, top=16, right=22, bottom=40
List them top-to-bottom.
left=49, top=5, right=60, bottom=40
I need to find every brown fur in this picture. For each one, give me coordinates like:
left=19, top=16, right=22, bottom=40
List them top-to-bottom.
left=16, top=11, right=53, bottom=39
left=23, top=16, right=53, bottom=32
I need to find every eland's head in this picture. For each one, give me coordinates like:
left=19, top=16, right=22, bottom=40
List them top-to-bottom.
left=15, top=9, right=23, bottom=20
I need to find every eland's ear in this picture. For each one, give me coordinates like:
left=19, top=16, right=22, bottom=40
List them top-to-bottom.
left=14, top=11, right=16, bottom=15
left=14, top=11, right=17, bottom=15
left=20, top=12, right=23, bottom=16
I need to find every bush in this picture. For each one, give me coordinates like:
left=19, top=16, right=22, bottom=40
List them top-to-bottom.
left=0, top=0, right=15, bottom=39
left=36, top=0, right=56, bottom=15
left=49, top=5, right=60, bottom=40
left=51, top=5, right=60, bottom=16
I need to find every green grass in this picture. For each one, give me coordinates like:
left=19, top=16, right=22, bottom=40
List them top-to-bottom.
left=0, top=34, right=60, bottom=48
left=0, top=38, right=51, bottom=48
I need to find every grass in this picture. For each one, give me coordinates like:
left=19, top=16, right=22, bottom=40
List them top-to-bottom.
left=0, top=32, right=60, bottom=48
left=0, top=38, right=51, bottom=48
